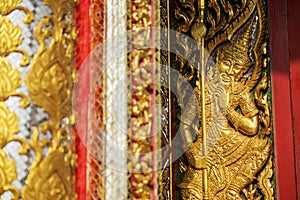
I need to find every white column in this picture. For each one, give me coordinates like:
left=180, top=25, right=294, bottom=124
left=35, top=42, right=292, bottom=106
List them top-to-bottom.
left=105, top=0, right=128, bottom=199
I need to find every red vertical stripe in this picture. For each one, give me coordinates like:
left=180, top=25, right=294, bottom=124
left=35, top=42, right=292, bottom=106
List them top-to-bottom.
left=76, top=0, right=91, bottom=199
left=150, top=0, right=157, bottom=199
left=269, top=0, right=297, bottom=199
left=287, top=0, right=300, bottom=197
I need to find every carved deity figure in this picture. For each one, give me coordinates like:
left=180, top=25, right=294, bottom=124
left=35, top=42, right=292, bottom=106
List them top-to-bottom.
left=178, top=22, right=271, bottom=199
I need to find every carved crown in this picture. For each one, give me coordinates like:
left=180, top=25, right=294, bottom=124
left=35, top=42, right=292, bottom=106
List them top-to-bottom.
left=218, top=20, right=254, bottom=67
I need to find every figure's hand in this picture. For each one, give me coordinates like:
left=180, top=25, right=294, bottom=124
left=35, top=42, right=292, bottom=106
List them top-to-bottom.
left=215, top=86, right=228, bottom=111
left=217, top=90, right=239, bottom=113
left=226, top=93, right=239, bottom=111
left=218, top=95, right=228, bottom=111
left=191, top=155, right=213, bottom=169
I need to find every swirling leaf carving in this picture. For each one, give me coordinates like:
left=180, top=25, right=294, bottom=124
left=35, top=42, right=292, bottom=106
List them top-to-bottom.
left=0, top=0, right=33, bottom=23
left=0, top=0, right=21, bottom=15
left=23, top=0, right=77, bottom=199
left=43, top=0, right=76, bottom=21
left=0, top=17, right=30, bottom=66
left=0, top=17, right=22, bottom=56
left=26, top=43, right=74, bottom=126
left=0, top=58, right=21, bottom=101
left=0, top=103, right=19, bottom=148
left=0, top=103, right=29, bottom=153
left=0, top=150, right=20, bottom=199
left=22, top=151, right=75, bottom=200
left=258, top=157, right=274, bottom=199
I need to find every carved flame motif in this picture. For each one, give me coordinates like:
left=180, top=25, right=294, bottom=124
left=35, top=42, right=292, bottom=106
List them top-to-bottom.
left=0, top=0, right=32, bottom=198
left=0, top=0, right=34, bottom=23
left=0, top=0, right=22, bottom=14
left=0, top=0, right=77, bottom=198
left=22, top=0, right=77, bottom=199
left=43, top=0, right=77, bottom=21
left=0, top=17, right=30, bottom=66
left=0, top=17, right=22, bottom=55
left=26, top=43, right=73, bottom=125
left=0, top=58, right=21, bottom=101
left=0, top=58, right=30, bottom=108
left=0, top=73, right=29, bottom=198
left=0, top=103, right=29, bottom=153
left=0, top=104, right=19, bottom=147
left=0, top=150, right=19, bottom=199
left=22, top=151, right=73, bottom=200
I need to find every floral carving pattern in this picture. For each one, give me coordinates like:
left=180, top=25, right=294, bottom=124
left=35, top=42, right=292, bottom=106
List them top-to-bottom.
left=0, top=0, right=32, bottom=198
left=0, top=0, right=33, bottom=23
left=22, top=0, right=77, bottom=199
left=0, top=17, right=30, bottom=66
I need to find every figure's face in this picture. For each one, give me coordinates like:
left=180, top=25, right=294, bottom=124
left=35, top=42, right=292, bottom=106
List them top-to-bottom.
left=217, top=59, right=245, bottom=85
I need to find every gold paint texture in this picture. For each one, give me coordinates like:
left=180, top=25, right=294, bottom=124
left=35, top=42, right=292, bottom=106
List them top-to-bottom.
left=0, top=0, right=77, bottom=199
left=23, top=0, right=77, bottom=199
left=128, top=0, right=155, bottom=199
left=175, top=0, right=274, bottom=199
left=0, top=1, right=32, bottom=199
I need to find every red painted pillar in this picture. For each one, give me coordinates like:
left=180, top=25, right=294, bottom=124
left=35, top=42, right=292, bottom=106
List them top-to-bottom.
left=269, top=0, right=297, bottom=199
left=287, top=0, right=300, bottom=197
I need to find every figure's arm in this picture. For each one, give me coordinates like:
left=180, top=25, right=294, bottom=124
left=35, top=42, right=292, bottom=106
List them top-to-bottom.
left=180, top=87, right=214, bottom=169
left=179, top=89, right=199, bottom=149
left=226, top=92, right=259, bottom=136
left=226, top=109, right=259, bottom=136
left=180, top=123, right=195, bottom=149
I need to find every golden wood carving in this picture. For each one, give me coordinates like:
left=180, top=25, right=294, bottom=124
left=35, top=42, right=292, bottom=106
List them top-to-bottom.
left=0, top=0, right=34, bottom=23
left=22, top=0, right=77, bottom=199
left=128, top=0, right=155, bottom=199
left=159, top=0, right=172, bottom=198
left=175, top=0, right=274, bottom=199
left=0, top=1, right=32, bottom=198
left=0, top=16, right=30, bottom=66
left=0, top=58, right=29, bottom=108
left=0, top=103, right=30, bottom=199
left=0, top=142, right=19, bottom=199
left=257, top=157, right=274, bottom=199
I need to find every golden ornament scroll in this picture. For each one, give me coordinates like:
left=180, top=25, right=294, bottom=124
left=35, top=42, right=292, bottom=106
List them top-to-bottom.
left=0, top=0, right=77, bottom=199
left=23, top=0, right=78, bottom=199
left=0, top=1, right=32, bottom=199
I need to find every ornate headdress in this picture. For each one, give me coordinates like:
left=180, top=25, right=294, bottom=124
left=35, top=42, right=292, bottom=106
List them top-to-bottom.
left=218, top=20, right=254, bottom=67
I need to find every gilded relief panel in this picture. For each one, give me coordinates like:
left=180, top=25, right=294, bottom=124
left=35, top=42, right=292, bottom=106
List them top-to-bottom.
left=159, top=0, right=274, bottom=199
